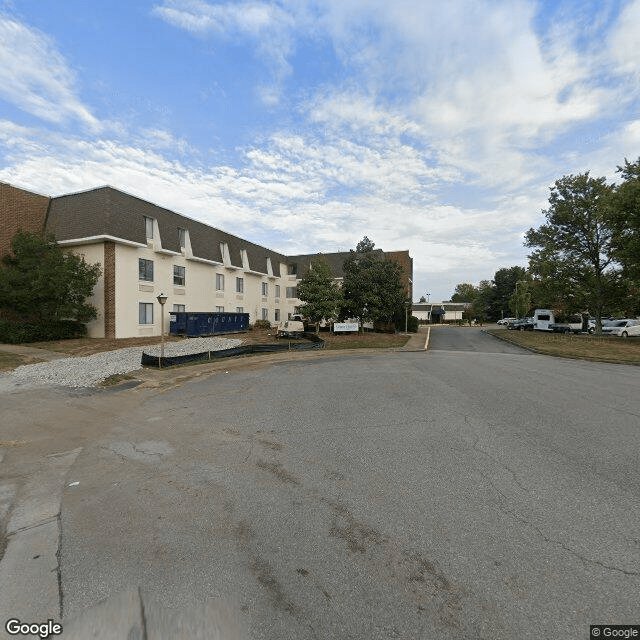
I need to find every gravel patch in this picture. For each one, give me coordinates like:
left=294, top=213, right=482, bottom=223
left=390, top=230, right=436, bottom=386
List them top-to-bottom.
left=1, top=337, right=242, bottom=390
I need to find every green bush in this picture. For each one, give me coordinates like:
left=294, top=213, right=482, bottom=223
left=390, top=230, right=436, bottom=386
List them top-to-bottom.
left=407, top=315, right=419, bottom=332
left=0, top=319, right=87, bottom=344
left=251, top=319, right=272, bottom=330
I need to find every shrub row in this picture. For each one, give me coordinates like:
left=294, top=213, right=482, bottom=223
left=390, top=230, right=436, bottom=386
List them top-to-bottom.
left=0, top=319, right=87, bottom=344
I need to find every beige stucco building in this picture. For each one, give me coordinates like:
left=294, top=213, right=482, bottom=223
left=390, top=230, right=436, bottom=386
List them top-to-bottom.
left=1, top=182, right=413, bottom=339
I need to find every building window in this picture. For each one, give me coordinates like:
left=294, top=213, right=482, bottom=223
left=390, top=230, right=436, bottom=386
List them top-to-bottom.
left=144, top=217, right=154, bottom=239
left=178, top=227, right=186, bottom=249
left=138, top=258, right=153, bottom=282
left=287, top=264, right=297, bottom=275
left=173, top=265, right=185, bottom=286
left=216, top=273, right=224, bottom=291
left=236, top=277, right=244, bottom=293
left=261, top=282, right=268, bottom=296
left=275, top=285, right=280, bottom=298
left=286, top=287, right=297, bottom=298
left=139, top=302, right=153, bottom=324
left=172, top=304, right=185, bottom=313
left=216, top=306, right=224, bottom=312
left=262, top=308, right=268, bottom=321
left=274, top=309, right=280, bottom=322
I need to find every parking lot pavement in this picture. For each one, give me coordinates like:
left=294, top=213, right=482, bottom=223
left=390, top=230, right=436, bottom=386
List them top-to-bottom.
left=0, top=448, right=81, bottom=630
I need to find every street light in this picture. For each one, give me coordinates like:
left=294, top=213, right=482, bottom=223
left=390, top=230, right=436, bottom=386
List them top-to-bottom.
left=156, top=292, right=167, bottom=367
left=425, top=293, right=430, bottom=303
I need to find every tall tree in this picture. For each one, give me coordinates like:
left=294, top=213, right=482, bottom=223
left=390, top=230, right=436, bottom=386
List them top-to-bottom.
left=610, top=158, right=640, bottom=291
left=524, top=172, right=617, bottom=333
left=0, top=230, right=101, bottom=324
left=341, top=237, right=407, bottom=330
left=296, top=255, right=343, bottom=331
left=492, top=266, right=529, bottom=319
left=450, top=283, right=478, bottom=303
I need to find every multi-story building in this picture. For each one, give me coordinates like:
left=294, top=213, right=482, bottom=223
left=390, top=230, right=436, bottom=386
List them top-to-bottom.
left=1, top=182, right=413, bottom=338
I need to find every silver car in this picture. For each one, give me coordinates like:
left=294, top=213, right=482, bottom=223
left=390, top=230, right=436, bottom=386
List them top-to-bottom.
left=608, top=319, right=640, bottom=338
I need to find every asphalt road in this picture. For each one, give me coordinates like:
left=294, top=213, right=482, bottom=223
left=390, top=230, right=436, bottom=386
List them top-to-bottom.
left=2, top=327, right=639, bottom=639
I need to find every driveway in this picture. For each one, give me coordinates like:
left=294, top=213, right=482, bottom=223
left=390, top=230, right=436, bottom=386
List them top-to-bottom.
left=1, top=336, right=639, bottom=639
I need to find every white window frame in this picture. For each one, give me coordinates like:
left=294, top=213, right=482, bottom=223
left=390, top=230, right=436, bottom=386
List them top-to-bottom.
left=144, top=216, right=154, bottom=239
left=138, top=258, right=154, bottom=282
left=173, top=265, right=185, bottom=286
left=216, top=273, right=225, bottom=291
left=236, top=277, right=244, bottom=293
left=261, top=282, right=268, bottom=296
left=139, top=302, right=153, bottom=325
left=172, top=304, right=185, bottom=313
left=215, top=306, right=224, bottom=312
left=261, top=308, right=269, bottom=321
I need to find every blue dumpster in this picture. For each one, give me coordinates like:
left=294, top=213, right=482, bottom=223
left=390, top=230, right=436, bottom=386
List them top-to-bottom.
left=169, top=312, right=250, bottom=337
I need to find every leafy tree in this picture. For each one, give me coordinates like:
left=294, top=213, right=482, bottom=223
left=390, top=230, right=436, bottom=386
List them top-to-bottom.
left=610, top=158, right=640, bottom=287
left=525, top=172, right=617, bottom=333
left=0, top=230, right=101, bottom=324
left=341, top=237, right=407, bottom=330
left=296, top=255, right=343, bottom=331
left=492, top=266, right=529, bottom=319
left=471, top=280, right=493, bottom=324
left=508, top=280, right=532, bottom=318
left=450, top=283, right=478, bottom=302
left=418, top=295, right=427, bottom=303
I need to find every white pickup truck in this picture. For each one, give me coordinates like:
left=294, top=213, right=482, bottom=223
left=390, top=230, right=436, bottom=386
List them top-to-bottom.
left=534, top=309, right=587, bottom=333
left=275, top=315, right=306, bottom=338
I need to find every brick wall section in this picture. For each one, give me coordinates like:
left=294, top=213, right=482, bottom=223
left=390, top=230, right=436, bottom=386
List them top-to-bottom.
left=0, top=183, right=50, bottom=258
left=104, top=241, right=116, bottom=339
left=386, top=250, right=413, bottom=301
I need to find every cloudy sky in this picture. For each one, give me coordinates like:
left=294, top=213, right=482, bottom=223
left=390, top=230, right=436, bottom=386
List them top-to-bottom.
left=1, top=0, right=639, bottom=301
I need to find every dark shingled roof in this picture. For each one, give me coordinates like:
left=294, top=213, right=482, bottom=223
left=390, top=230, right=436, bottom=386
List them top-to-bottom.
left=46, top=186, right=287, bottom=276
left=287, top=249, right=386, bottom=279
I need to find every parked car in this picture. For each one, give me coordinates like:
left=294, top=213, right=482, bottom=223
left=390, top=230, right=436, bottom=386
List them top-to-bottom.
left=508, top=317, right=535, bottom=330
left=497, top=318, right=515, bottom=325
left=608, top=319, right=640, bottom=338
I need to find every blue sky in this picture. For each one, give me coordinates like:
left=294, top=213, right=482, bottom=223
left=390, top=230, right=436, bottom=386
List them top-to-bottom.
left=1, top=0, right=639, bottom=301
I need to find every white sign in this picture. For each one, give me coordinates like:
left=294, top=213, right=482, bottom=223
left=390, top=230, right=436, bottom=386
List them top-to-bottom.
left=334, top=322, right=359, bottom=332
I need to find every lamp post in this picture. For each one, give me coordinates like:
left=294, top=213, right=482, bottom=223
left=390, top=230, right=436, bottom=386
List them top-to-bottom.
left=156, top=292, right=167, bottom=367
left=426, top=293, right=430, bottom=303
left=405, top=301, right=411, bottom=334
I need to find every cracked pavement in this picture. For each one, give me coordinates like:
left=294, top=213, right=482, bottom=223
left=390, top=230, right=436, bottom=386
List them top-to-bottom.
left=0, top=327, right=639, bottom=639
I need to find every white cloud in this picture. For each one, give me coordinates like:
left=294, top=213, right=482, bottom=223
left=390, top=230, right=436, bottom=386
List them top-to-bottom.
left=153, top=0, right=295, bottom=103
left=607, top=0, right=640, bottom=77
left=0, top=14, right=100, bottom=130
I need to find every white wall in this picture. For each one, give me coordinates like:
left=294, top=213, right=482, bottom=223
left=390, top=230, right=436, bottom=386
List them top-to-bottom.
left=67, top=243, right=105, bottom=338
left=115, top=245, right=299, bottom=338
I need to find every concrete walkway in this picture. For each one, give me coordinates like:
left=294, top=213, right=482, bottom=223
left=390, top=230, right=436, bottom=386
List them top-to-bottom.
left=395, top=326, right=430, bottom=351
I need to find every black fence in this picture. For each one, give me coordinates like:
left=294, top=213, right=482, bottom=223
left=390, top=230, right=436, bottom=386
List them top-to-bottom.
left=141, top=333, right=325, bottom=368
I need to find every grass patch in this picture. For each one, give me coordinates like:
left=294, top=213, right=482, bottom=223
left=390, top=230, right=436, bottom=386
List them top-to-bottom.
left=14, top=327, right=409, bottom=362
left=244, top=327, right=409, bottom=350
left=487, top=328, right=640, bottom=364
left=25, top=334, right=187, bottom=357
left=0, top=351, right=43, bottom=372
left=100, top=373, right=137, bottom=387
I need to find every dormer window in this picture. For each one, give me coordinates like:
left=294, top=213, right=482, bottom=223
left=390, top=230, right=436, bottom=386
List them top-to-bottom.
left=144, top=216, right=154, bottom=239
left=178, top=227, right=186, bottom=249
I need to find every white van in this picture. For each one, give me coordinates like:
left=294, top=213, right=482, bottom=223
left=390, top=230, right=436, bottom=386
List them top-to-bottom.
left=533, top=309, right=555, bottom=331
